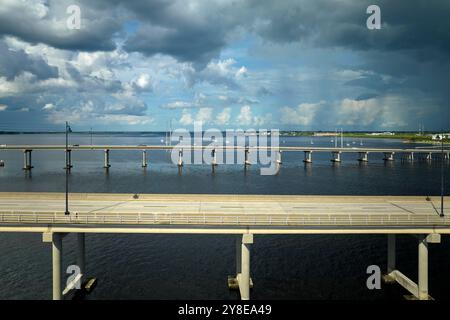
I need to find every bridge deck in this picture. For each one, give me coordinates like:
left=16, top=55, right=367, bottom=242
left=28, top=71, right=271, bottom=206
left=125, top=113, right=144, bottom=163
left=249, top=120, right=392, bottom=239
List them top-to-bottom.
left=1, top=144, right=449, bottom=153
left=0, top=193, right=448, bottom=234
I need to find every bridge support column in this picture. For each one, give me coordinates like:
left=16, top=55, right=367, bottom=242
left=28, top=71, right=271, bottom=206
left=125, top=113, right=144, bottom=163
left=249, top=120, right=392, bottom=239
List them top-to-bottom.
left=244, top=147, right=251, bottom=166
left=212, top=148, right=218, bottom=166
left=64, top=149, right=73, bottom=169
left=104, top=149, right=111, bottom=168
left=178, top=149, right=183, bottom=167
left=22, top=150, right=33, bottom=170
left=142, top=150, right=147, bottom=168
left=276, top=150, right=282, bottom=164
left=303, top=151, right=312, bottom=163
left=331, top=151, right=341, bottom=162
left=358, top=152, right=368, bottom=162
left=383, top=152, right=394, bottom=161
left=409, top=152, right=414, bottom=161
left=426, top=152, right=432, bottom=161
left=445, top=152, right=449, bottom=161
left=52, top=233, right=62, bottom=300
left=77, top=233, right=85, bottom=276
left=383, top=233, right=439, bottom=300
left=228, top=234, right=253, bottom=300
left=240, top=234, right=252, bottom=300
left=383, top=234, right=396, bottom=284
left=388, top=234, right=396, bottom=273
left=418, top=235, right=429, bottom=300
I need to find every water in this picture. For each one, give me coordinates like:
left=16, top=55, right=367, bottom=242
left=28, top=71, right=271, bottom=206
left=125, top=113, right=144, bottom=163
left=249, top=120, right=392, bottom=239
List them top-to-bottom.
left=0, top=133, right=449, bottom=300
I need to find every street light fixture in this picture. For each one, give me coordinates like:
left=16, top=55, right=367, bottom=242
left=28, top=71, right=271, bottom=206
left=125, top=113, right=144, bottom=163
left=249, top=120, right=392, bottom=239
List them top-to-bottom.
left=65, top=121, right=72, bottom=215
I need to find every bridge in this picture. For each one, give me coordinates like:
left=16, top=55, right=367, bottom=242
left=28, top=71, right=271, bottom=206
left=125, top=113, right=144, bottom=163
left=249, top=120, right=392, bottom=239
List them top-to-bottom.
left=0, top=145, right=449, bottom=170
left=0, top=192, right=448, bottom=300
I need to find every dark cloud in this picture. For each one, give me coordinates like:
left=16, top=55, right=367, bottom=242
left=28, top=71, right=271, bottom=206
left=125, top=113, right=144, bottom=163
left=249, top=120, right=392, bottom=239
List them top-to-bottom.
left=0, top=0, right=121, bottom=52
left=0, top=41, right=58, bottom=80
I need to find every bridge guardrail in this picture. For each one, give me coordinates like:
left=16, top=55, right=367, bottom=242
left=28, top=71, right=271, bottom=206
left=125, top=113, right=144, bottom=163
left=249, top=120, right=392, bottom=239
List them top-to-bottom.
left=0, top=211, right=448, bottom=227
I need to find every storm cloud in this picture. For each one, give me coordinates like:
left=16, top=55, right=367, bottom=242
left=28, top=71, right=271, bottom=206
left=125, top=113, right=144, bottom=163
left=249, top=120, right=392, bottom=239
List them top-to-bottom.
left=0, top=0, right=449, bottom=130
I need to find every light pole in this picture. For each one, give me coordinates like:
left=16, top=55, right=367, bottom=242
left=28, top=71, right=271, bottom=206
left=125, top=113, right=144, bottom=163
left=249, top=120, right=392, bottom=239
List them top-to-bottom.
left=65, top=121, right=72, bottom=215
left=441, top=133, right=445, bottom=217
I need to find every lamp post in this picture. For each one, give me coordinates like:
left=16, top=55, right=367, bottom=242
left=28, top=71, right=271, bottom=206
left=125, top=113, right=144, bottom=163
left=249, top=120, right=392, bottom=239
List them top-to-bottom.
left=65, top=121, right=72, bottom=215
left=441, top=133, right=445, bottom=217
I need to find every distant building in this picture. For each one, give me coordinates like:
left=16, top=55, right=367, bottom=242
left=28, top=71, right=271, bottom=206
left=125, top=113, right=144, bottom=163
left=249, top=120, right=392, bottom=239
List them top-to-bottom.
left=313, top=132, right=337, bottom=136
left=368, top=132, right=395, bottom=136
left=431, top=133, right=450, bottom=140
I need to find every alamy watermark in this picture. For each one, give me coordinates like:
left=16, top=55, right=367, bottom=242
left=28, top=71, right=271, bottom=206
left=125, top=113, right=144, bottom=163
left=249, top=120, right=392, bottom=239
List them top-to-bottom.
left=66, top=5, right=81, bottom=30
left=366, top=5, right=381, bottom=30
left=170, top=121, right=280, bottom=175
left=366, top=264, right=381, bottom=290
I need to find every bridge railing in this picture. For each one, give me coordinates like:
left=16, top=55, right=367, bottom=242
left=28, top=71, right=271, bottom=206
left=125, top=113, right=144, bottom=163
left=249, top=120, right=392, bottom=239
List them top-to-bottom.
left=0, top=211, right=448, bottom=227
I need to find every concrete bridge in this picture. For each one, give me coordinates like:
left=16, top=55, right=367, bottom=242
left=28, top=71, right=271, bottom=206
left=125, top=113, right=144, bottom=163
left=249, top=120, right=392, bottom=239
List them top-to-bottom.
left=0, top=145, right=449, bottom=170
left=0, top=192, right=448, bottom=300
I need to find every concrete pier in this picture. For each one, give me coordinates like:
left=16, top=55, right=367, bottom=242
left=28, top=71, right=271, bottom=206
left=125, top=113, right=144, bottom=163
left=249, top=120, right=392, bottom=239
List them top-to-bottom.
left=244, top=147, right=251, bottom=165
left=212, top=148, right=218, bottom=166
left=64, top=149, right=73, bottom=169
left=103, top=149, right=111, bottom=168
left=178, top=149, right=183, bottom=167
left=22, top=150, right=33, bottom=170
left=142, top=150, right=148, bottom=168
left=276, top=150, right=282, bottom=164
left=303, top=151, right=312, bottom=163
left=331, top=151, right=341, bottom=162
left=358, top=152, right=369, bottom=162
left=383, top=152, right=394, bottom=161
left=426, top=152, right=432, bottom=161
left=52, top=233, right=62, bottom=300
left=77, top=233, right=85, bottom=276
left=229, top=234, right=253, bottom=300
left=239, top=234, right=252, bottom=300
left=388, top=234, right=396, bottom=273
left=418, top=235, right=429, bottom=300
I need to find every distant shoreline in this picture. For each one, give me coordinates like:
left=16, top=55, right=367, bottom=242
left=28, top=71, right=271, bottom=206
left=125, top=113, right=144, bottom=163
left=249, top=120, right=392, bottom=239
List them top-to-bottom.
left=0, top=130, right=449, bottom=144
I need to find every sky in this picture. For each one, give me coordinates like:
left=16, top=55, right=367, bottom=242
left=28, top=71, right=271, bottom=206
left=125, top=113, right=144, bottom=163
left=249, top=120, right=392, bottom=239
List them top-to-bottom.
left=0, top=0, right=449, bottom=132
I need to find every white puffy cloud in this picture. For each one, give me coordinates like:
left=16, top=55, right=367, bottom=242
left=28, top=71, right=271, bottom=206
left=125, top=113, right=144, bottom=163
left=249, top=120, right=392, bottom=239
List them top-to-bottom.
left=280, top=102, right=324, bottom=126
left=42, top=103, right=55, bottom=110
left=0, top=104, right=7, bottom=111
left=236, top=105, right=252, bottom=125
left=216, top=107, right=231, bottom=125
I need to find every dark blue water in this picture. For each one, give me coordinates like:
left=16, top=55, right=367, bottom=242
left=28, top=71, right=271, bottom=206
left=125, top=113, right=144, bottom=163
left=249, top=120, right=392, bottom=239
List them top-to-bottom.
left=0, top=133, right=449, bottom=300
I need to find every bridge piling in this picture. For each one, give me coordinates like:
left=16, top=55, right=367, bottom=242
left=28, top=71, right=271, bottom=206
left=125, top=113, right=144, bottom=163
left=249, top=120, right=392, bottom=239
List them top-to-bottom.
left=244, top=147, right=251, bottom=166
left=212, top=148, right=217, bottom=166
left=104, top=149, right=111, bottom=168
left=178, top=149, right=183, bottom=167
left=22, top=150, right=33, bottom=170
left=142, top=150, right=147, bottom=168
left=276, top=150, right=282, bottom=164
left=303, top=151, right=312, bottom=163
left=331, top=151, right=341, bottom=162
left=358, top=152, right=369, bottom=162
left=383, top=152, right=394, bottom=161
left=52, top=233, right=62, bottom=300
left=77, top=233, right=85, bottom=277
left=228, top=234, right=253, bottom=300
left=239, top=234, right=253, bottom=300
left=388, top=234, right=396, bottom=273
left=418, top=235, right=429, bottom=300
